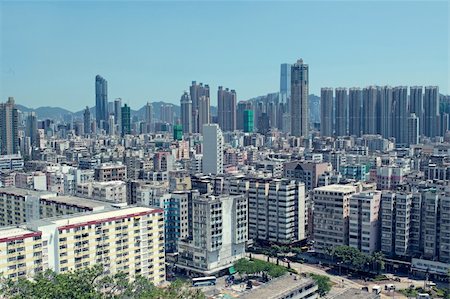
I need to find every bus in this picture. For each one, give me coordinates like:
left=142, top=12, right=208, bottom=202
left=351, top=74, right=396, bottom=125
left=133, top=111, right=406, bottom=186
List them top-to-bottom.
left=192, top=276, right=217, bottom=287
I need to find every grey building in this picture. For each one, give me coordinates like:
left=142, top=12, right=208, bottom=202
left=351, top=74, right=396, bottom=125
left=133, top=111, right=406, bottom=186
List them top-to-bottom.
left=291, top=59, right=309, bottom=138
left=280, top=63, right=292, bottom=101
left=95, top=75, right=108, bottom=130
left=190, top=81, right=210, bottom=133
left=217, top=86, right=237, bottom=132
left=362, top=86, right=378, bottom=135
left=379, top=86, right=393, bottom=139
left=392, top=86, right=409, bottom=147
left=410, top=86, right=423, bottom=135
left=424, top=86, right=440, bottom=138
left=335, top=87, right=348, bottom=136
left=349, top=87, right=362, bottom=137
left=320, top=88, right=333, bottom=137
left=180, top=91, right=192, bottom=134
left=0, top=97, right=19, bottom=155
left=114, top=98, right=122, bottom=135
left=83, top=106, right=91, bottom=135
left=25, top=112, right=38, bottom=147
left=408, top=113, right=419, bottom=145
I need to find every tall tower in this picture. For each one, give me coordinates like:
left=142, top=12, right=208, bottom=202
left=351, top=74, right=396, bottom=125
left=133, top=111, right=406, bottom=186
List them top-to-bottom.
left=290, top=59, right=309, bottom=138
left=280, top=63, right=292, bottom=104
left=95, top=75, right=108, bottom=130
left=190, top=81, right=210, bottom=133
left=217, top=86, right=237, bottom=132
left=362, top=86, right=378, bottom=135
left=379, top=86, right=393, bottom=139
left=392, top=86, right=409, bottom=146
left=410, top=86, right=423, bottom=135
left=424, top=86, right=440, bottom=138
left=320, top=87, right=333, bottom=137
left=335, top=87, right=348, bottom=137
left=349, top=88, right=362, bottom=137
left=180, top=91, right=192, bottom=134
left=0, top=97, right=19, bottom=155
left=114, top=98, right=122, bottom=135
left=236, top=101, right=252, bottom=131
left=145, top=102, right=153, bottom=133
left=121, top=104, right=131, bottom=136
left=83, top=106, right=91, bottom=135
left=25, top=112, right=38, bottom=147
left=408, top=113, right=419, bottom=145
left=202, top=124, right=223, bottom=175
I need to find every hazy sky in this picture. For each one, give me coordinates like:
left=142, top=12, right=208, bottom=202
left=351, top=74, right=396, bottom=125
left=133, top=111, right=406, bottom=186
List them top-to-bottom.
left=1, top=1, right=449, bottom=111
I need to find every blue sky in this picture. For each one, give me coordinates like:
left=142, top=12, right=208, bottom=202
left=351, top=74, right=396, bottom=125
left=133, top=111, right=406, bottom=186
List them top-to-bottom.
left=1, top=1, right=449, bottom=111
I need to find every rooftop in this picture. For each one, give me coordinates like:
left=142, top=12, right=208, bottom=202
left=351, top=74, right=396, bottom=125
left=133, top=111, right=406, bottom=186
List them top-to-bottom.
left=314, top=184, right=357, bottom=193
left=0, top=187, right=55, bottom=198
left=40, top=195, right=107, bottom=209
left=0, top=226, right=36, bottom=240
left=239, top=274, right=316, bottom=299
left=331, top=288, right=379, bottom=299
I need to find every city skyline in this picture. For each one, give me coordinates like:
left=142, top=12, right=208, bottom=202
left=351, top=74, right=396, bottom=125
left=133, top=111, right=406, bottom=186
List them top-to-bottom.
left=1, top=1, right=449, bottom=110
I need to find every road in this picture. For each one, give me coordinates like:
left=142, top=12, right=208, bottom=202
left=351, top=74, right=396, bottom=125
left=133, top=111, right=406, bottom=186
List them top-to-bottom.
left=248, top=253, right=416, bottom=299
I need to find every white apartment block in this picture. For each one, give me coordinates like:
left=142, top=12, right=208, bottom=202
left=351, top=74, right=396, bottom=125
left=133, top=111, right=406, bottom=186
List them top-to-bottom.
left=202, top=124, right=223, bottom=175
left=76, top=181, right=126, bottom=203
left=313, top=184, right=357, bottom=254
left=349, top=190, right=381, bottom=254
left=177, top=194, right=247, bottom=275
left=0, top=206, right=165, bottom=285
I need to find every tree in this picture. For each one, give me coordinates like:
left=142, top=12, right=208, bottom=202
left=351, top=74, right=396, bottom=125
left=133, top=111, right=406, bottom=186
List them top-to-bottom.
left=0, top=266, right=205, bottom=299
left=310, top=274, right=332, bottom=297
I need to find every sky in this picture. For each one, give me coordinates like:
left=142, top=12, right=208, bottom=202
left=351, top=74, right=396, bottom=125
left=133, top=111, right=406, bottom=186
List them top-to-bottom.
left=0, top=0, right=449, bottom=111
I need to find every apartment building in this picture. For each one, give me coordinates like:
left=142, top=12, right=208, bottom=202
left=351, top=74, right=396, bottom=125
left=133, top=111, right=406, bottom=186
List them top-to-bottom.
left=284, top=161, right=330, bottom=191
left=94, top=163, right=127, bottom=182
left=247, top=179, right=306, bottom=244
left=76, top=181, right=126, bottom=203
left=313, top=184, right=357, bottom=254
left=349, top=191, right=381, bottom=254
left=177, top=194, right=247, bottom=275
left=0, top=206, right=165, bottom=284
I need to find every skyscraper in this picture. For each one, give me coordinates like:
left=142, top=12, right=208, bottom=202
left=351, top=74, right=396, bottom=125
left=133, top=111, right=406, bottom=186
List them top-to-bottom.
left=291, top=59, right=309, bottom=138
left=280, top=63, right=292, bottom=103
left=95, top=75, right=108, bottom=130
left=190, top=81, right=210, bottom=133
left=217, top=86, right=237, bottom=132
left=362, top=86, right=378, bottom=135
left=379, top=86, right=393, bottom=139
left=392, top=86, right=409, bottom=146
left=410, top=86, right=423, bottom=135
left=424, top=86, right=440, bottom=138
left=320, top=87, right=333, bottom=137
left=335, top=87, right=348, bottom=137
left=349, top=88, right=362, bottom=137
left=180, top=91, right=192, bottom=134
left=0, top=97, right=19, bottom=155
left=114, top=98, right=122, bottom=135
left=236, top=101, right=252, bottom=131
left=145, top=102, right=153, bottom=133
left=121, top=104, right=131, bottom=136
left=160, top=104, right=174, bottom=124
left=83, top=106, right=91, bottom=135
left=243, top=110, right=254, bottom=133
left=25, top=112, right=38, bottom=147
left=408, top=113, right=419, bottom=145
left=108, top=114, right=115, bottom=136
left=202, top=124, right=223, bottom=175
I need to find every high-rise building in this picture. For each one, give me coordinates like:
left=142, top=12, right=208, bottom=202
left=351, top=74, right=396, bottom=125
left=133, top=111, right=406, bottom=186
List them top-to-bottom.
left=291, top=59, right=309, bottom=138
left=280, top=63, right=292, bottom=102
left=95, top=75, right=108, bottom=130
left=190, top=81, right=210, bottom=133
left=217, top=86, right=237, bottom=132
left=362, top=86, right=378, bottom=135
left=379, top=86, right=393, bottom=139
left=392, top=86, right=409, bottom=146
left=410, top=86, right=423, bottom=135
left=424, top=86, right=440, bottom=138
left=335, top=87, right=348, bottom=136
left=320, top=88, right=333, bottom=137
left=349, top=88, right=362, bottom=136
left=180, top=91, right=192, bottom=134
left=0, top=97, right=19, bottom=155
left=114, top=98, right=122, bottom=135
left=236, top=101, right=252, bottom=131
left=145, top=102, right=153, bottom=133
left=121, top=104, right=131, bottom=136
left=160, top=104, right=174, bottom=124
left=83, top=106, right=91, bottom=135
left=243, top=110, right=254, bottom=133
left=25, top=112, right=38, bottom=147
left=408, top=113, right=419, bottom=145
left=108, top=114, right=115, bottom=136
left=173, top=124, right=183, bottom=141
left=202, top=124, right=223, bottom=175
left=313, top=184, right=357, bottom=254
left=349, top=191, right=381, bottom=254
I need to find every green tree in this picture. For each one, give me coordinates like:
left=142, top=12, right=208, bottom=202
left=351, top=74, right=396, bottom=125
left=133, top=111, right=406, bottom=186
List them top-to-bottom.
left=310, top=274, right=332, bottom=297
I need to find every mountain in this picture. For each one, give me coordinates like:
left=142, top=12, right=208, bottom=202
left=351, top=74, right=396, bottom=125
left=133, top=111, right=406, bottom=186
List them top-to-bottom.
left=16, top=105, right=73, bottom=121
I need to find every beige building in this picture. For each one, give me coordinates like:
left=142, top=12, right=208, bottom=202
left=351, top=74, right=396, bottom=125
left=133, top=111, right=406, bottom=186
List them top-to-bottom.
left=94, top=163, right=127, bottom=182
left=76, top=181, right=126, bottom=203
left=313, top=184, right=357, bottom=254
left=1, top=206, right=165, bottom=284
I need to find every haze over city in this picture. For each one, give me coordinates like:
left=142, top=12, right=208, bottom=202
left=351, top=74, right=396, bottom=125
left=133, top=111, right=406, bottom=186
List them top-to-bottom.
left=1, top=1, right=449, bottom=110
